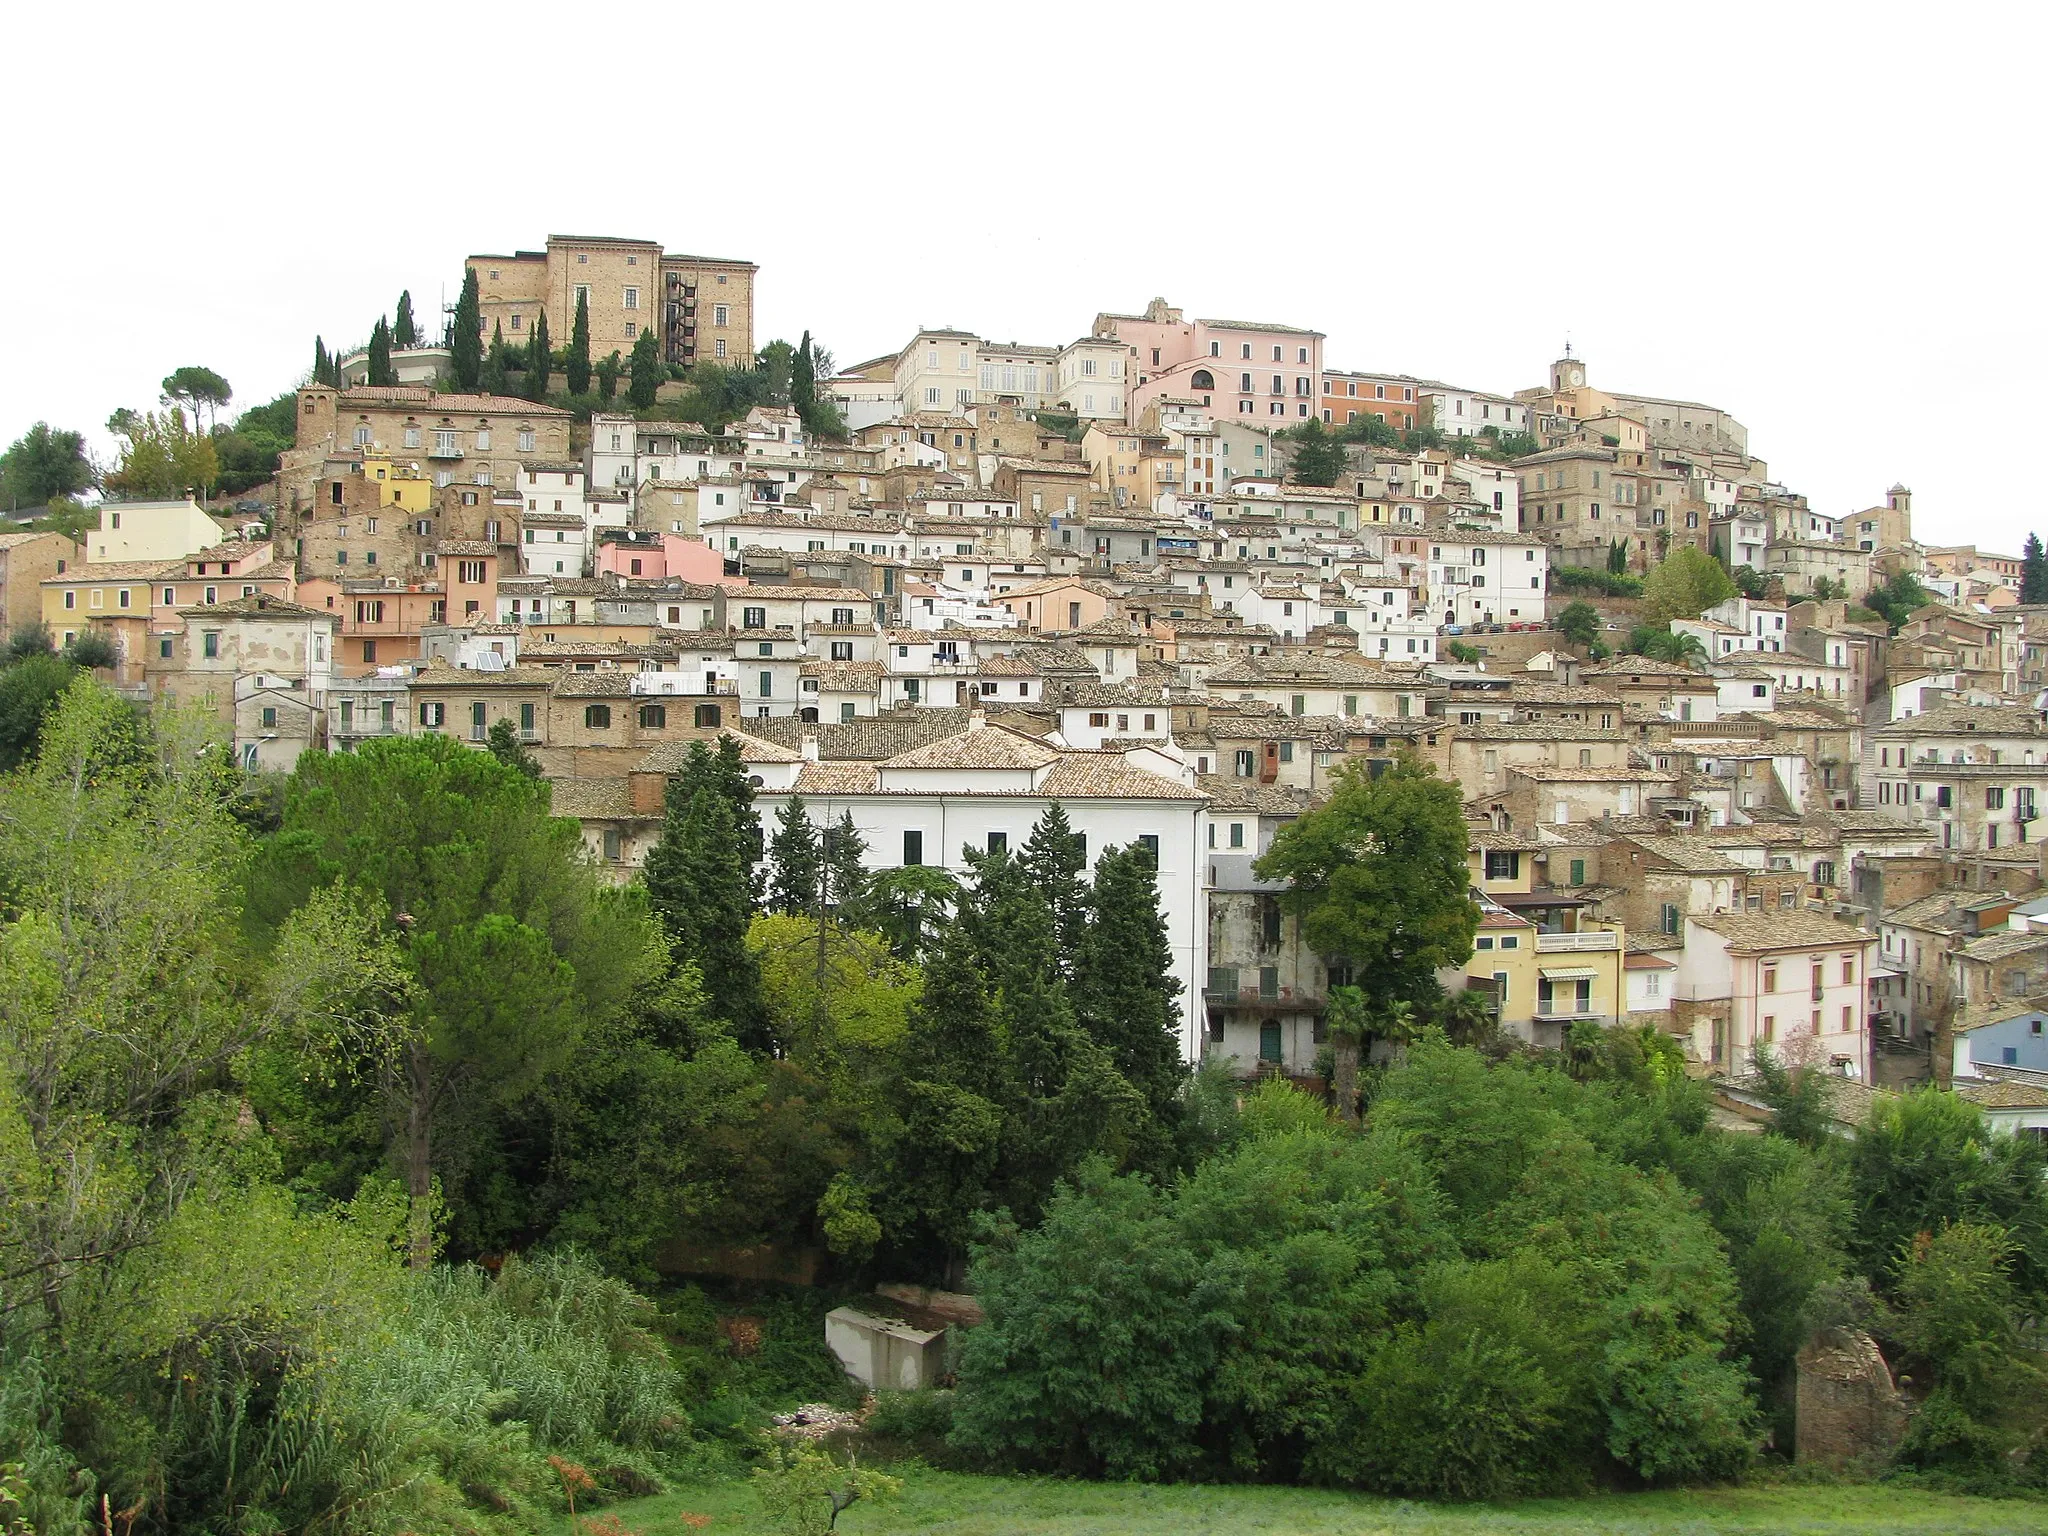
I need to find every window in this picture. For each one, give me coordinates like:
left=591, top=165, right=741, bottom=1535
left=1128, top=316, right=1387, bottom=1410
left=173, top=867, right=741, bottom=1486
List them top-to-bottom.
left=623, top=286, right=638, bottom=310
left=713, top=303, right=729, bottom=327
left=742, top=606, right=766, bottom=628
left=202, top=631, right=220, bottom=659
left=158, top=638, right=172, bottom=659
left=757, top=670, right=773, bottom=698
left=418, top=702, right=445, bottom=727
left=520, top=702, right=535, bottom=736
left=693, top=703, right=721, bottom=728
left=584, top=704, right=611, bottom=729
left=260, top=706, right=277, bottom=729
left=1229, top=822, right=1245, bottom=848
left=602, top=829, right=622, bottom=862
left=903, top=829, right=924, bottom=866
left=986, top=831, right=1008, bottom=855
left=1569, top=858, right=1586, bottom=885
left=1661, top=903, right=1680, bottom=935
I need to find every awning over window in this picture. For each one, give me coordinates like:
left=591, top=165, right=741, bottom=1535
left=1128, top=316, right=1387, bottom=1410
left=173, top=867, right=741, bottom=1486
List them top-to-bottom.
left=1538, top=966, right=1599, bottom=980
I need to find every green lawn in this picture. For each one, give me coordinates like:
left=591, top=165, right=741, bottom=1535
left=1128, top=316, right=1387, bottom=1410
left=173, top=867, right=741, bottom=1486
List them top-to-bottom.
left=575, top=1470, right=2043, bottom=1535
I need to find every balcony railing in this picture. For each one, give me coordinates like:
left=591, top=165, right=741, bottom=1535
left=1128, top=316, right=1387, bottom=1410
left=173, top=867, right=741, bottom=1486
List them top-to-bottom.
left=427, top=444, right=464, bottom=459
left=1534, top=930, right=1620, bottom=952
left=1203, top=986, right=1324, bottom=1013
left=1534, top=1004, right=1614, bottom=1022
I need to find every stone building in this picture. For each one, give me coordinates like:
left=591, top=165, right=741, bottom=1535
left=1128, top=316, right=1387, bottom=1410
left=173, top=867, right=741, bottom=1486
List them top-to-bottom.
left=467, top=234, right=756, bottom=370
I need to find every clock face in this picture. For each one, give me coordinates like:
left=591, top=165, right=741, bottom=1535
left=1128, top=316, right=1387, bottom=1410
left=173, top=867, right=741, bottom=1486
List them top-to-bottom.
left=1570, top=369, right=1584, bottom=386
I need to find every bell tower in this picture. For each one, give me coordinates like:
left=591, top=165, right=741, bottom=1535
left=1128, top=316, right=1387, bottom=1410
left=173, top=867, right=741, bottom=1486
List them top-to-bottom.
left=1549, top=342, right=1586, bottom=395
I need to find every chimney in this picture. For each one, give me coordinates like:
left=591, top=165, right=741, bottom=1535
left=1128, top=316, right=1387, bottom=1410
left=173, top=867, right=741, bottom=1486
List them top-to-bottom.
left=967, top=705, right=986, bottom=732
left=800, top=732, right=819, bottom=762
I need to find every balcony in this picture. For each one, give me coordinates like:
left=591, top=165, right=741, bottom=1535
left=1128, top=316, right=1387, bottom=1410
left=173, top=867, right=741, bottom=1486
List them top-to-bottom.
left=427, top=443, right=464, bottom=460
left=1535, top=930, right=1620, bottom=953
left=1203, top=985, right=1324, bottom=1014
left=1534, top=1004, right=1615, bottom=1023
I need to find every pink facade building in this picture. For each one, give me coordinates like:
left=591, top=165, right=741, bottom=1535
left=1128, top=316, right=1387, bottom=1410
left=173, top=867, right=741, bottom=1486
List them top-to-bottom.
left=1094, top=298, right=1323, bottom=427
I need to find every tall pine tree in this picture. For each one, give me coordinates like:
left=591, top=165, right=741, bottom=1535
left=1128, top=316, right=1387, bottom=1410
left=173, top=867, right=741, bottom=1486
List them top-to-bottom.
left=451, top=268, right=483, bottom=390
left=393, top=289, right=417, bottom=348
left=567, top=289, right=592, bottom=396
left=527, top=310, right=552, bottom=401
left=366, top=317, right=395, bottom=387
left=482, top=321, right=510, bottom=396
left=629, top=327, right=663, bottom=411
left=791, top=329, right=818, bottom=431
left=311, top=334, right=330, bottom=386
left=2023, top=533, right=2048, bottom=605
left=642, top=771, right=767, bottom=1049
left=767, top=796, right=822, bottom=915
left=1020, top=802, right=1090, bottom=976
left=824, top=810, right=870, bottom=917
left=1074, top=841, right=1188, bottom=1169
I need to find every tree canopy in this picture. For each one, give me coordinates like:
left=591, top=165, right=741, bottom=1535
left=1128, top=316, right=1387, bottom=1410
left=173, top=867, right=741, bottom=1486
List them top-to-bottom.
left=0, top=421, right=94, bottom=508
left=1639, top=544, right=1736, bottom=627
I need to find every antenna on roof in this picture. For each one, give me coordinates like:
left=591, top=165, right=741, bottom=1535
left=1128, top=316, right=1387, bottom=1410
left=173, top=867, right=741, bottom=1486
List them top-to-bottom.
left=1562, top=335, right=1574, bottom=359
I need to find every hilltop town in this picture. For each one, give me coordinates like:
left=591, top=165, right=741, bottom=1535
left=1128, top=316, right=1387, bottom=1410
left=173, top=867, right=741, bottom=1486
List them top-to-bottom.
left=5, top=233, right=2045, bottom=1121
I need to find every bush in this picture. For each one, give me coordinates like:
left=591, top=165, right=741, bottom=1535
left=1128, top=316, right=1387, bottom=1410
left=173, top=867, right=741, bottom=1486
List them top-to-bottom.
left=1552, top=567, right=1643, bottom=598
left=952, top=1042, right=1758, bottom=1491
left=867, top=1389, right=956, bottom=1443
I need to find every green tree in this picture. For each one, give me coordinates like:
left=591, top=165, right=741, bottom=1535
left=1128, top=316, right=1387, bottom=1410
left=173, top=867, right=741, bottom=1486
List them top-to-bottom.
left=450, top=267, right=483, bottom=390
left=566, top=288, right=592, bottom=396
left=392, top=289, right=417, bottom=349
left=526, top=309, right=552, bottom=401
left=366, top=317, right=396, bottom=387
left=482, top=320, right=511, bottom=396
left=628, top=326, right=663, bottom=411
left=791, top=328, right=819, bottom=427
left=310, top=333, right=331, bottom=385
left=755, top=339, right=796, bottom=404
left=595, top=348, right=622, bottom=403
left=160, top=365, right=232, bottom=432
left=211, top=390, right=299, bottom=496
left=104, top=408, right=218, bottom=499
left=1336, top=413, right=1400, bottom=448
left=1284, top=418, right=1346, bottom=487
left=0, top=423, right=94, bottom=509
left=2021, top=533, right=2048, bottom=605
left=1606, top=537, right=1628, bottom=575
left=1639, top=544, right=1736, bottom=626
left=1731, top=564, right=1768, bottom=599
left=1865, top=569, right=1932, bottom=633
left=1555, top=599, right=1601, bottom=650
left=1633, top=627, right=1708, bottom=666
left=62, top=631, right=116, bottom=671
left=0, top=651, right=81, bottom=770
left=484, top=717, right=541, bottom=779
left=257, top=734, right=630, bottom=1268
left=642, top=739, right=768, bottom=1046
left=1254, top=756, right=1477, bottom=1105
left=767, top=795, right=823, bottom=915
left=1019, top=802, right=1090, bottom=971
left=1073, top=841, right=1187, bottom=1158
left=865, top=863, right=959, bottom=961
left=1850, top=1087, right=2048, bottom=1306
left=752, top=1443, right=901, bottom=1536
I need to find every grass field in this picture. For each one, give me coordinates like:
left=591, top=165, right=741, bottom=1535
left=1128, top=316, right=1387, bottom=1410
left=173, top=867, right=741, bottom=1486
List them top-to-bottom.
left=571, top=1469, right=2045, bottom=1535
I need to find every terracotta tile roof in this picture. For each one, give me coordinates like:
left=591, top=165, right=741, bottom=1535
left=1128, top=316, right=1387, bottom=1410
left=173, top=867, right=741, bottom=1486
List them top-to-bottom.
left=44, top=559, right=182, bottom=582
left=882, top=726, right=1062, bottom=771
left=631, top=731, right=803, bottom=771
left=1037, top=754, right=1208, bottom=800
left=790, top=762, right=882, bottom=794
left=547, top=777, right=640, bottom=819
left=1693, top=911, right=1875, bottom=951
left=1956, top=1079, right=2048, bottom=1110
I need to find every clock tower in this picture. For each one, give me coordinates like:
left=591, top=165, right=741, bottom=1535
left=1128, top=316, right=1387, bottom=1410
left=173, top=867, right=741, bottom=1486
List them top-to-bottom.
left=1549, top=351, right=1586, bottom=394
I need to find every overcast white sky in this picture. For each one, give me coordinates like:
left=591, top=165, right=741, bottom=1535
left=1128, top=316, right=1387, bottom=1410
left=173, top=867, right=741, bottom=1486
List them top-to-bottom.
left=7, top=3, right=2042, bottom=548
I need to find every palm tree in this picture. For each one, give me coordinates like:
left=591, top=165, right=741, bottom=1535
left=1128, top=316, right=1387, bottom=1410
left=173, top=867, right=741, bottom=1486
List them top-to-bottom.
left=1636, top=629, right=1707, bottom=666
left=1324, top=985, right=1369, bottom=1125
left=1439, top=988, right=1498, bottom=1049
left=1564, top=1018, right=1605, bottom=1080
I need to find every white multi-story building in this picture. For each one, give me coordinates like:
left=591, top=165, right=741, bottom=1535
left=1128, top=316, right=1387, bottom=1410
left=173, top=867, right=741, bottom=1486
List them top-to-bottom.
left=1426, top=530, right=1548, bottom=628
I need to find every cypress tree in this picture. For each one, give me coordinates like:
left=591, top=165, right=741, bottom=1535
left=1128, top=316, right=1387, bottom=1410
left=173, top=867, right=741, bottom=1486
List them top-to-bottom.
left=451, top=268, right=483, bottom=390
left=393, top=289, right=417, bottom=348
left=567, top=289, right=592, bottom=397
left=527, top=310, right=552, bottom=401
left=366, top=317, right=395, bottom=387
left=482, top=321, right=510, bottom=396
left=629, top=328, right=663, bottom=411
left=791, top=328, right=818, bottom=430
left=311, top=334, right=329, bottom=386
left=596, top=350, right=622, bottom=403
left=2023, top=533, right=2047, bottom=605
left=643, top=777, right=767, bottom=1049
left=767, top=796, right=822, bottom=915
left=1020, top=802, right=1090, bottom=974
left=824, top=810, right=870, bottom=917
left=1074, top=841, right=1188, bottom=1165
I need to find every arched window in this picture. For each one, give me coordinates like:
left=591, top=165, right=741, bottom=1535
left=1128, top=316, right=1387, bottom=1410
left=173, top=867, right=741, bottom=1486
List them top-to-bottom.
left=1190, top=369, right=1215, bottom=391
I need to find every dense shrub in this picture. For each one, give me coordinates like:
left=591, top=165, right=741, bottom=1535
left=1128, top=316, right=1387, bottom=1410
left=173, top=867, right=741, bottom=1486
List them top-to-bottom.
left=951, top=1041, right=1758, bottom=1494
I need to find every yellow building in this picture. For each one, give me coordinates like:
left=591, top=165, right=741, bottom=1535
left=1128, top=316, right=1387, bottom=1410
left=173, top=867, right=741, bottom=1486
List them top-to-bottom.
left=361, top=453, right=435, bottom=514
left=1467, top=834, right=1628, bottom=1045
